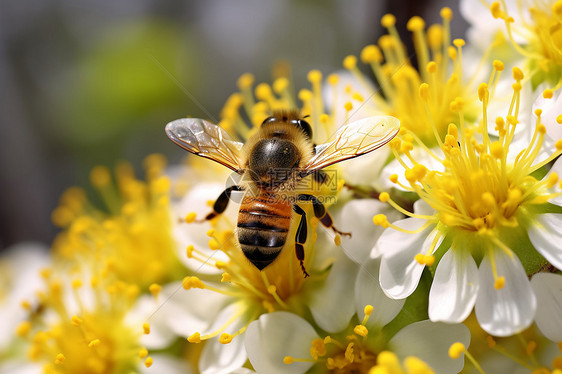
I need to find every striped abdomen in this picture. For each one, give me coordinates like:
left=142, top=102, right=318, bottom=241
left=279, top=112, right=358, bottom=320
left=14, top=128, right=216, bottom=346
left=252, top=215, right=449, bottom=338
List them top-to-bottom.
left=237, top=192, right=292, bottom=270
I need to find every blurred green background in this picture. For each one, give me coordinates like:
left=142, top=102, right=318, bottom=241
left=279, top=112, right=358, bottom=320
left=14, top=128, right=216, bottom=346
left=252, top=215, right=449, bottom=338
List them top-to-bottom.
left=0, top=0, right=466, bottom=249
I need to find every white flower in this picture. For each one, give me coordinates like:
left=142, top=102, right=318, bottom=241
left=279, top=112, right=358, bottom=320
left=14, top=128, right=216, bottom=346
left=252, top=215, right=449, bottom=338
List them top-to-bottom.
left=461, top=0, right=562, bottom=88
left=374, top=74, right=562, bottom=336
left=0, top=242, right=49, bottom=374
left=245, top=257, right=470, bottom=374
left=531, top=273, right=562, bottom=342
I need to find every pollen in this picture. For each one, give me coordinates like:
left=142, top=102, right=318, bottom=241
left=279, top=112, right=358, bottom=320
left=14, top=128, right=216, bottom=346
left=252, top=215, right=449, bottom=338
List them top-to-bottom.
left=381, top=14, right=396, bottom=28
left=361, top=45, right=382, bottom=63
left=343, top=55, right=358, bottom=70
left=493, top=60, right=504, bottom=71
left=512, top=67, right=524, bottom=81
left=307, top=70, right=322, bottom=84
left=237, top=73, right=254, bottom=90
left=543, top=89, right=554, bottom=99
left=185, top=212, right=197, bottom=223
left=373, top=214, right=389, bottom=228
left=334, top=234, right=342, bottom=246
left=208, top=238, right=221, bottom=250
left=182, top=276, right=205, bottom=290
left=494, top=276, right=505, bottom=290
left=149, top=283, right=161, bottom=298
left=16, top=321, right=32, bottom=337
left=143, top=323, right=150, bottom=335
left=354, top=325, right=368, bottom=337
left=188, top=332, right=201, bottom=343
left=219, top=333, right=233, bottom=344
left=88, top=339, right=100, bottom=348
left=448, top=342, right=465, bottom=359
left=55, top=353, right=65, bottom=365
left=284, top=356, right=295, bottom=365
left=145, top=357, right=153, bottom=368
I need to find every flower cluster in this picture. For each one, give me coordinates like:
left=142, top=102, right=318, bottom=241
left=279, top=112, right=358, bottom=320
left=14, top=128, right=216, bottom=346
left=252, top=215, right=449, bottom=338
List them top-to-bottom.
left=2, top=3, right=562, bottom=374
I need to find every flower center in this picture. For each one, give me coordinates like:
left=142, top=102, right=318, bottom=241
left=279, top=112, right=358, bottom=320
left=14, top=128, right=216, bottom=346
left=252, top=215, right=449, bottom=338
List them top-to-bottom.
left=491, top=0, right=562, bottom=84
left=341, top=8, right=480, bottom=146
left=51, top=154, right=183, bottom=290
left=21, top=273, right=145, bottom=373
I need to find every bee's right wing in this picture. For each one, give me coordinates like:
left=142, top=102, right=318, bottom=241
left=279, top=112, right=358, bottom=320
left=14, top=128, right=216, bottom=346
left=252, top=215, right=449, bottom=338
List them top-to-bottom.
left=302, top=116, right=400, bottom=173
left=165, top=118, right=245, bottom=174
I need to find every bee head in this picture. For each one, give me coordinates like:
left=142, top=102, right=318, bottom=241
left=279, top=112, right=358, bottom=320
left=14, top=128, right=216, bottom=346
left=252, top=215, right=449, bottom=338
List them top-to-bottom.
left=261, top=112, right=313, bottom=140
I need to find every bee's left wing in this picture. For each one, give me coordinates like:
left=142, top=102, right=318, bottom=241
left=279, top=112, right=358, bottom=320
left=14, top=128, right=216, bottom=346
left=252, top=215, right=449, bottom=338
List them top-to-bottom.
left=302, top=116, right=399, bottom=173
left=166, top=118, right=245, bottom=173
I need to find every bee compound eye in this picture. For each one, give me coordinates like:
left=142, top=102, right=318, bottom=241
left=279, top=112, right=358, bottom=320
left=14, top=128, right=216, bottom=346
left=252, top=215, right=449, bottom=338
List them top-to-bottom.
left=261, top=116, right=278, bottom=126
left=296, top=119, right=313, bottom=139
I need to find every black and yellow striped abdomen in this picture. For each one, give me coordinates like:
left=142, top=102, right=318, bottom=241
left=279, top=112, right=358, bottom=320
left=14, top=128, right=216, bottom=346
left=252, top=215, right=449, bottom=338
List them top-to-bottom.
left=237, top=193, right=292, bottom=270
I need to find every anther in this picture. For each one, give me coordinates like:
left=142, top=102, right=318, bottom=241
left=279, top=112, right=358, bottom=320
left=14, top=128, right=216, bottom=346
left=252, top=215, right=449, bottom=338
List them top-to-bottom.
left=381, top=14, right=396, bottom=28
left=343, top=55, right=358, bottom=70
left=493, top=60, right=504, bottom=71
left=512, top=67, right=524, bottom=81
left=307, top=70, right=322, bottom=84
left=237, top=73, right=254, bottom=89
left=543, top=89, right=554, bottom=99
left=379, top=192, right=390, bottom=202
left=185, top=212, right=196, bottom=223
left=182, top=276, right=205, bottom=290
left=494, top=276, right=505, bottom=290
left=149, top=283, right=161, bottom=298
left=71, top=316, right=82, bottom=326
left=143, top=323, right=150, bottom=335
left=354, top=325, right=368, bottom=337
left=188, top=332, right=201, bottom=343
left=219, top=333, right=233, bottom=344
left=88, top=339, right=100, bottom=348
left=448, top=342, right=465, bottom=359
left=139, top=348, right=148, bottom=358
left=55, top=353, right=65, bottom=365
left=284, top=356, right=294, bottom=365
left=145, top=357, right=153, bottom=368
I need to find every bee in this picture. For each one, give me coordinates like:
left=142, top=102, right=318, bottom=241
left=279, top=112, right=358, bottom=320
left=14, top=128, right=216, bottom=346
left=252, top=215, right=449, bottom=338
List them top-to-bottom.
left=166, top=110, right=399, bottom=277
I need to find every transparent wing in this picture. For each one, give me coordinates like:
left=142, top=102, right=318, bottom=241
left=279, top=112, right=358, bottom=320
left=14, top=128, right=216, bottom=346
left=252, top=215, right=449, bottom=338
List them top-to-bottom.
left=303, top=116, right=399, bottom=173
left=165, top=118, right=245, bottom=173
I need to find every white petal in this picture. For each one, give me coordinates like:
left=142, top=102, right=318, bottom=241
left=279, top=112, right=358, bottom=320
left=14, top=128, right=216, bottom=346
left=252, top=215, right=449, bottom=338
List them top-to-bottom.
left=341, top=146, right=391, bottom=188
left=337, top=199, right=402, bottom=263
left=528, top=213, right=562, bottom=269
left=378, top=219, right=440, bottom=299
left=429, top=248, right=479, bottom=323
left=475, top=250, right=536, bottom=336
left=309, top=253, right=358, bottom=332
left=355, top=258, right=405, bottom=327
left=531, top=273, right=562, bottom=342
left=153, top=282, right=231, bottom=336
left=128, top=295, right=176, bottom=349
left=199, top=302, right=249, bottom=374
left=245, top=312, right=319, bottom=374
left=390, top=320, right=470, bottom=374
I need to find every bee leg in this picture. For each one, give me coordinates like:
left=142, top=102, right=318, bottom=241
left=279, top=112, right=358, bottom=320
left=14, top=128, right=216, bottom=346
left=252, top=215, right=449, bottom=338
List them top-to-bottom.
left=196, top=185, right=243, bottom=222
left=297, top=194, right=352, bottom=238
left=293, top=205, right=310, bottom=278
